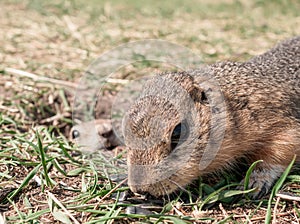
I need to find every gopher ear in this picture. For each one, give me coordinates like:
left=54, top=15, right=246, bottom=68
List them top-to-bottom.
left=191, top=85, right=210, bottom=105
left=200, top=91, right=209, bottom=104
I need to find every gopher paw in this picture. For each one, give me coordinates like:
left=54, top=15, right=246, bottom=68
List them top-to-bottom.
left=239, top=165, right=285, bottom=199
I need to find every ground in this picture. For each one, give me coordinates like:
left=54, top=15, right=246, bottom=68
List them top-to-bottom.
left=0, top=0, right=300, bottom=223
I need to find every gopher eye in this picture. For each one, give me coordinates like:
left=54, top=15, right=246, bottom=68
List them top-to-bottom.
left=170, top=122, right=188, bottom=151
left=72, top=130, right=80, bottom=139
left=101, top=130, right=113, bottom=138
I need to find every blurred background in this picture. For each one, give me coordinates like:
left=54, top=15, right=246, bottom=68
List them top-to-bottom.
left=1, top=0, right=299, bottom=81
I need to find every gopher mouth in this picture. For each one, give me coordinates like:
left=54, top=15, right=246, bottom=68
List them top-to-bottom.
left=127, top=162, right=197, bottom=197
left=128, top=175, right=182, bottom=197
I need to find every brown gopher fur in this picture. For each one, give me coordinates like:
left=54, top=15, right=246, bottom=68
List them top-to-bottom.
left=123, top=36, right=300, bottom=198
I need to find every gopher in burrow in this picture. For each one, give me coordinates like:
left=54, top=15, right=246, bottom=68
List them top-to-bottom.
left=123, top=36, right=300, bottom=198
left=70, top=119, right=121, bottom=152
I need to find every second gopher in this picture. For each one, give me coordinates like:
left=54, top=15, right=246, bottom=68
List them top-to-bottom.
left=123, top=36, right=300, bottom=198
left=70, top=119, right=121, bottom=152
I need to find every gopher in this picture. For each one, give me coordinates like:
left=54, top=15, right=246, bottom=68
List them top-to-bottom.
left=123, top=36, right=300, bottom=199
left=70, top=119, right=121, bottom=152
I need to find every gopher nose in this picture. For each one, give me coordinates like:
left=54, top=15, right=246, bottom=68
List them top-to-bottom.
left=129, top=184, right=148, bottom=195
left=129, top=184, right=141, bottom=194
left=130, top=187, right=152, bottom=199
left=135, top=189, right=147, bottom=195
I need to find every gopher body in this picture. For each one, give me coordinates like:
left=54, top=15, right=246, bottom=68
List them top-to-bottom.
left=123, top=36, right=300, bottom=198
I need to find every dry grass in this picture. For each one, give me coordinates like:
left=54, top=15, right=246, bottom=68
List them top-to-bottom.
left=0, top=0, right=300, bottom=223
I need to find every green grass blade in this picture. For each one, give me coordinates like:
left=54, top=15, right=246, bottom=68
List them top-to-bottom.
left=36, top=130, right=55, bottom=188
left=57, top=141, right=81, bottom=164
left=265, top=155, right=296, bottom=224
left=51, top=158, right=67, bottom=176
left=244, top=160, right=263, bottom=190
left=9, top=163, right=42, bottom=200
